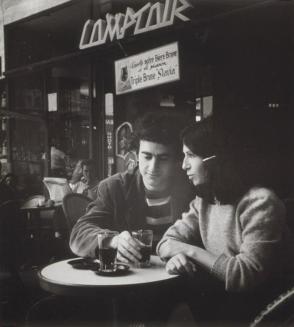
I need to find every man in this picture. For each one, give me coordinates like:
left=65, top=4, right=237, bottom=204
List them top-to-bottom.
left=70, top=111, right=194, bottom=264
left=70, top=159, right=99, bottom=200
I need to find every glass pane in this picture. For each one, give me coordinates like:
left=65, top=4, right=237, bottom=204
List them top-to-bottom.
left=6, top=0, right=92, bottom=69
left=47, top=60, right=91, bottom=178
left=10, top=73, right=43, bottom=114
left=11, top=118, right=46, bottom=195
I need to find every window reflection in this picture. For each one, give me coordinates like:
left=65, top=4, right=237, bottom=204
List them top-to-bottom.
left=47, top=61, right=91, bottom=178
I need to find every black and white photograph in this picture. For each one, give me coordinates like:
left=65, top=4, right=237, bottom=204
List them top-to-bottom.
left=1, top=0, right=294, bottom=326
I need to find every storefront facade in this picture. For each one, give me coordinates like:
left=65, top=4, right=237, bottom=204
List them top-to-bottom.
left=0, top=0, right=293, bottom=195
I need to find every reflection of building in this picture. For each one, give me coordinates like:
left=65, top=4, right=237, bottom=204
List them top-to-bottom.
left=0, top=0, right=292, bottom=195
left=116, top=64, right=132, bottom=94
left=115, top=122, right=135, bottom=172
left=116, top=123, right=132, bottom=157
left=116, top=150, right=138, bottom=173
left=124, top=151, right=138, bottom=172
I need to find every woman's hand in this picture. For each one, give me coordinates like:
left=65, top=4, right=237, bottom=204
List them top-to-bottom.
left=113, top=231, right=142, bottom=264
left=159, top=239, right=192, bottom=260
left=159, top=239, right=217, bottom=273
left=166, top=253, right=197, bottom=277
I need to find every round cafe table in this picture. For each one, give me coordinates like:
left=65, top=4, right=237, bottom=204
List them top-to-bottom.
left=39, top=255, right=178, bottom=296
left=38, top=256, right=179, bottom=326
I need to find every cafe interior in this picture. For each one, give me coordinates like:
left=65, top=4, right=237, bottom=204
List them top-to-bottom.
left=0, top=0, right=294, bottom=326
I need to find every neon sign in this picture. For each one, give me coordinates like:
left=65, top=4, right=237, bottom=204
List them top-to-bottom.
left=79, top=0, right=192, bottom=49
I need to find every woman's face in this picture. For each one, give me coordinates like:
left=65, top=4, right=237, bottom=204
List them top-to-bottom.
left=182, top=144, right=209, bottom=186
left=82, top=165, right=94, bottom=183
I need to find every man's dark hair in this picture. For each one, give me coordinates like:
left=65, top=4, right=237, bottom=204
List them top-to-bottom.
left=132, top=111, right=187, bottom=158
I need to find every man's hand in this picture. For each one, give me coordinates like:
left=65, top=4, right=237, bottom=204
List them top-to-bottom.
left=114, top=231, right=142, bottom=263
left=166, top=253, right=197, bottom=277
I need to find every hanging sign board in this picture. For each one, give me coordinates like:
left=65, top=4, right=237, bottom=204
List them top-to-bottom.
left=115, top=42, right=180, bottom=95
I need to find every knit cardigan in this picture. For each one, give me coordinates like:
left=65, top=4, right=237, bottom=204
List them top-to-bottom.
left=157, top=187, right=294, bottom=292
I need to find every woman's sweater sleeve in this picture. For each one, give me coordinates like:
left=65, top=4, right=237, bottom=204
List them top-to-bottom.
left=212, top=188, right=286, bottom=292
left=156, top=198, right=201, bottom=254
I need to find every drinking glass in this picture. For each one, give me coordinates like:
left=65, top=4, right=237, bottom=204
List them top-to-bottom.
left=131, top=229, right=153, bottom=267
left=97, top=231, right=119, bottom=273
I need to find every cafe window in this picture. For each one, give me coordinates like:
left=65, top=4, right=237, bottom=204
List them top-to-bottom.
left=5, top=0, right=92, bottom=70
left=6, top=57, right=93, bottom=193
left=47, top=60, right=92, bottom=177
left=7, top=72, right=47, bottom=194
left=10, top=73, right=43, bottom=114
left=10, top=118, right=46, bottom=195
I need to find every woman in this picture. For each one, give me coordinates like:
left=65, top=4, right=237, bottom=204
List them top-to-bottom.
left=157, top=117, right=294, bottom=323
left=70, top=159, right=99, bottom=200
left=69, top=160, right=83, bottom=185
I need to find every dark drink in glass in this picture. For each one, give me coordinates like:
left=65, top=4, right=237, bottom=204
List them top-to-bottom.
left=131, top=230, right=153, bottom=267
left=97, top=231, right=118, bottom=273
left=140, top=245, right=151, bottom=263
left=98, top=248, right=117, bottom=271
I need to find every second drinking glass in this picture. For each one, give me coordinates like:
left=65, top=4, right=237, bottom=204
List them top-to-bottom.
left=131, top=229, right=153, bottom=267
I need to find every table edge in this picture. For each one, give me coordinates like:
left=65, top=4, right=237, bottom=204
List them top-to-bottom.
left=38, top=256, right=179, bottom=296
left=38, top=270, right=179, bottom=296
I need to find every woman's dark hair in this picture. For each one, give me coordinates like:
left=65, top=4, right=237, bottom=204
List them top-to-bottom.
left=181, top=115, right=287, bottom=203
left=181, top=117, right=216, bottom=159
left=181, top=118, right=240, bottom=203
left=81, top=159, right=95, bottom=168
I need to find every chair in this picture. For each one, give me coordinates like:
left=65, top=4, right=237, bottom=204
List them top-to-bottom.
left=43, top=177, right=72, bottom=203
left=62, top=193, right=92, bottom=231
left=250, top=286, right=294, bottom=327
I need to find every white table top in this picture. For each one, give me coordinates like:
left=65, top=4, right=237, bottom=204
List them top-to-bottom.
left=39, top=256, right=177, bottom=294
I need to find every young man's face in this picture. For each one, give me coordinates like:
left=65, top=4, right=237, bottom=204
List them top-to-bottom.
left=138, top=140, right=177, bottom=193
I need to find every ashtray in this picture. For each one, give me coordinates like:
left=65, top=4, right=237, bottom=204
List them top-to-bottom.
left=68, top=258, right=100, bottom=271
left=95, top=263, right=130, bottom=276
